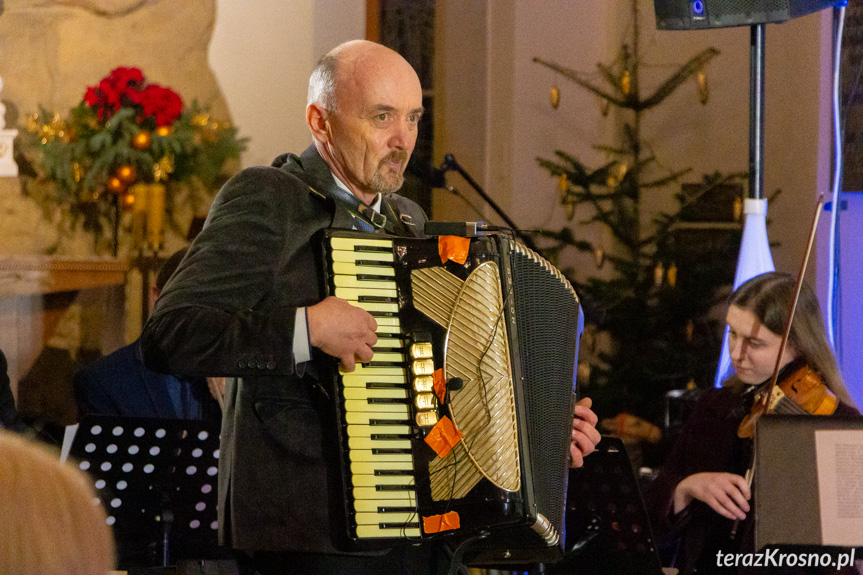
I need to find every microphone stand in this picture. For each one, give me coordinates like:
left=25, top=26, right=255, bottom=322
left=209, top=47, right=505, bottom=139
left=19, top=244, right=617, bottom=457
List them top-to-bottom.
left=439, top=154, right=541, bottom=253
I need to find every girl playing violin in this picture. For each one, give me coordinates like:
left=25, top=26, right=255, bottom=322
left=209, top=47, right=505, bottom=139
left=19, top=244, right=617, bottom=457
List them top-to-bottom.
left=645, top=272, right=859, bottom=574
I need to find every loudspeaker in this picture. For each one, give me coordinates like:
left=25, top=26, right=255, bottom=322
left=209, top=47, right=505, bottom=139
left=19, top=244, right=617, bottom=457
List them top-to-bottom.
left=653, top=0, right=839, bottom=30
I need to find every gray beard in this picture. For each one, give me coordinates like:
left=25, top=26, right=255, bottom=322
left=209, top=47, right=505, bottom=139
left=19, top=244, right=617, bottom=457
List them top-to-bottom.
left=370, top=170, right=404, bottom=195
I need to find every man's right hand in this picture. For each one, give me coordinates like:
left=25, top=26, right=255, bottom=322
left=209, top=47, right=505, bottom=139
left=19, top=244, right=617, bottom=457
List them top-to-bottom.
left=307, top=296, right=378, bottom=372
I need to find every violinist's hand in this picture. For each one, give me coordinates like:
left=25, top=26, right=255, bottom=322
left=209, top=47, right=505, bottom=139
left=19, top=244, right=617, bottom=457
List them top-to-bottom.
left=570, top=397, right=601, bottom=468
left=673, top=472, right=751, bottom=520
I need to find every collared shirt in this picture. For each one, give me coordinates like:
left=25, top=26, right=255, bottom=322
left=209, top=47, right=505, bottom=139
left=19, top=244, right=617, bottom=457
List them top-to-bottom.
left=292, top=173, right=381, bottom=364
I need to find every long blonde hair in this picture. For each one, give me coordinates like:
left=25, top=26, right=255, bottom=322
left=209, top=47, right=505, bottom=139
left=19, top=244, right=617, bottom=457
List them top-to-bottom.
left=729, top=272, right=857, bottom=409
left=0, top=431, right=115, bottom=575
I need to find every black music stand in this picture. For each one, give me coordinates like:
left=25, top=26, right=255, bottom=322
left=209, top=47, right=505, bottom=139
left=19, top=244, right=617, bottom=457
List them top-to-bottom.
left=66, top=415, right=221, bottom=571
left=755, top=415, right=863, bottom=553
left=551, top=436, right=664, bottom=575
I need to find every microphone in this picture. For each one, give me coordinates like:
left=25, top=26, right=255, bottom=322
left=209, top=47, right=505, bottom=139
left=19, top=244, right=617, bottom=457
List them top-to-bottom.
left=406, top=157, right=448, bottom=189
left=424, top=221, right=493, bottom=237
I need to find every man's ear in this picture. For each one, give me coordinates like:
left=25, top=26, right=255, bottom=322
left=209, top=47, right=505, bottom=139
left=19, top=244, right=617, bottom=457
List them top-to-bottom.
left=307, top=103, right=330, bottom=144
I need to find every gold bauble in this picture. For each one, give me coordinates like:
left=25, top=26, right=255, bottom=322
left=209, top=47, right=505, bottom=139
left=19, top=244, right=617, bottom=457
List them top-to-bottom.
left=621, top=70, right=631, bottom=95
left=696, top=70, right=710, bottom=105
left=550, top=86, right=561, bottom=109
left=155, top=126, right=173, bottom=137
left=132, top=131, right=152, bottom=149
left=116, top=165, right=137, bottom=184
left=107, top=176, right=125, bottom=194
left=121, top=192, right=136, bottom=210
left=667, top=263, right=678, bottom=287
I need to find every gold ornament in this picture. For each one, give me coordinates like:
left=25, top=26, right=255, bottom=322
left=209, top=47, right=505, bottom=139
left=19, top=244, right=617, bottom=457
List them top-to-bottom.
left=621, top=70, right=631, bottom=95
left=696, top=70, right=709, bottom=105
left=550, top=85, right=561, bottom=109
left=191, top=113, right=210, bottom=127
left=155, top=125, right=173, bottom=137
left=132, top=131, right=152, bottom=149
left=152, top=155, right=175, bottom=182
left=116, top=165, right=137, bottom=184
left=558, top=173, right=568, bottom=202
left=107, top=176, right=125, bottom=194
left=121, top=192, right=136, bottom=210
left=733, top=196, right=743, bottom=221
left=564, top=200, right=575, bottom=221
left=593, top=246, right=605, bottom=268
left=653, top=262, right=664, bottom=287
left=667, top=263, right=677, bottom=287
left=685, top=320, right=694, bottom=343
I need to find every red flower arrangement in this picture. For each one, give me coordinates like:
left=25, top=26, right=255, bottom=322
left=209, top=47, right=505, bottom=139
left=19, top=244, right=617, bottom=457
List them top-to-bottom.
left=22, top=66, right=247, bottom=254
left=83, top=66, right=183, bottom=126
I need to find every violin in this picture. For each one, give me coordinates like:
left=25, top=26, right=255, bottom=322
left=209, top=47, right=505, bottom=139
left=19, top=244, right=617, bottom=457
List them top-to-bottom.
left=737, top=359, right=838, bottom=439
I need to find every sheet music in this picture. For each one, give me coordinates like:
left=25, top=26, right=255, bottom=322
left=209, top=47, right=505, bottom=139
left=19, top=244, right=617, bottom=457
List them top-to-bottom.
left=815, top=429, right=863, bottom=546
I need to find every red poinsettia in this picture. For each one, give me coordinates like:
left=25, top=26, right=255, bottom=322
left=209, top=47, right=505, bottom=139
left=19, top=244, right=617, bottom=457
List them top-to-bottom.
left=82, top=66, right=183, bottom=126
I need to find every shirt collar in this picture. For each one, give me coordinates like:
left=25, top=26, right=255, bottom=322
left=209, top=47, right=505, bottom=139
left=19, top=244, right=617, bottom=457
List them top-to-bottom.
left=332, top=173, right=382, bottom=213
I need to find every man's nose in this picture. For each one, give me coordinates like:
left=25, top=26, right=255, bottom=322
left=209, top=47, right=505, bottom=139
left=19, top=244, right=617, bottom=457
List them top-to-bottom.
left=389, top=119, right=414, bottom=150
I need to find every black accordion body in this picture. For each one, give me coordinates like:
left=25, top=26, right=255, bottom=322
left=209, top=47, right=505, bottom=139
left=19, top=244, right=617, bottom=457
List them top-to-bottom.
left=317, top=230, right=583, bottom=565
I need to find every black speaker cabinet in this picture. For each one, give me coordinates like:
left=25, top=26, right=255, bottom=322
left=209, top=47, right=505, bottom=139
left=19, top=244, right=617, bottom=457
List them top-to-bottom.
left=654, top=0, right=839, bottom=30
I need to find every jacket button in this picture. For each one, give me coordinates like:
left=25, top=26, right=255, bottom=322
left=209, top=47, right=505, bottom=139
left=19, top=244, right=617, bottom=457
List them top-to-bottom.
left=247, top=359, right=255, bottom=369
left=237, top=360, right=246, bottom=368
left=266, top=360, right=276, bottom=370
left=257, top=361, right=265, bottom=369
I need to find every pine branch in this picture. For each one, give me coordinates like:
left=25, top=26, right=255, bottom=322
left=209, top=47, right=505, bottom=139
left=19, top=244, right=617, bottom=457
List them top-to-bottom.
left=638, top=48, right=720, bottom=110
left=533, top=57, right=629, bottom=108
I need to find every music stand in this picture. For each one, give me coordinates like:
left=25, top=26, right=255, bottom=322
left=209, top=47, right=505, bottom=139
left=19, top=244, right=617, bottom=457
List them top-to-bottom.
left=754, top=414, right=863, bottom=552
left=65, top=415, right=221, bottom=571
left=552, top=436, right=664, bottom=575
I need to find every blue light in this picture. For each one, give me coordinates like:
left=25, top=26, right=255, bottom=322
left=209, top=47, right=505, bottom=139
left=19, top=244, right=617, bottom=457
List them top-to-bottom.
left=692, top=0, right=705, bottom=15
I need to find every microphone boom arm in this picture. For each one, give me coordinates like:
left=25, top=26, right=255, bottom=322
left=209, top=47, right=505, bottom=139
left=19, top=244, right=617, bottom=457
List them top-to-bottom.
left=440, top=154, right=541, bottom=253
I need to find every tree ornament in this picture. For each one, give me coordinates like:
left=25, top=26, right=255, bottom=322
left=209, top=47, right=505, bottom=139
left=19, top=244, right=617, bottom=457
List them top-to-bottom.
left=621, top=70, right=631, bottom=95
left=696, top=70, right=709, bottom=105
left=550, top=85, right=561, bottom=109
left=155, top=125, right=173, bottom=137
left=132, top=130, right=151, bottom=149
left=116, top=164, right=136, bottom=184
left=558, top=173, right=569, bottom=202
left=107, top=176, right=125, bottom=194
left=121, top=191, right=136, bottom=210
left=733, top=196, right=743, bottom=221
left=593, top=246, right=605, bottom=268
left=653, top=262, right=664, bottom=287
left=667, top=263, right=677, bottom=287
left=685, top=320, right=694, bottom=343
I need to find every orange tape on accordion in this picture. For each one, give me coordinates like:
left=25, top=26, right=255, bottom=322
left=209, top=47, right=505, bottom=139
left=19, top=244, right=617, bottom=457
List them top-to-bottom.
left=438, top=235, right=470, bottom=264
left=432, top=368, right=447, bottom=403
left=423, top=415, right=462, bottom=458
left=422, top=511, right=461, bottom=534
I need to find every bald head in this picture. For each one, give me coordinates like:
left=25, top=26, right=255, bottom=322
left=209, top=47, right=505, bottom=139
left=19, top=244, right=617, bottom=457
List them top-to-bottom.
left=306, top=40, right=424, bottom=204
left=308, top=40, right=415, bottom=112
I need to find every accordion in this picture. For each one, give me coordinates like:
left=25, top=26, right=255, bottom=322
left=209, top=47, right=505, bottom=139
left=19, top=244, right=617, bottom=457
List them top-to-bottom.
left=318, top=229, right=583, bottom=565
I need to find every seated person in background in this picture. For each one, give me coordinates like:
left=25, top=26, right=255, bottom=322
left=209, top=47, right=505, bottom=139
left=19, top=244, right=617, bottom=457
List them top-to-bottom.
left=74, top=247, right=224, bottom=422
left=644, top=272, right=859, bottom=575
left=0, top=349, right=27, bottom=433
left=0, top=429, right=115, bottom=575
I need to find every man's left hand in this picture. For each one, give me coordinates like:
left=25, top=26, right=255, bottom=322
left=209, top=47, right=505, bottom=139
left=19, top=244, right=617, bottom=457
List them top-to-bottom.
left=570, top=396, right=600, bottom=468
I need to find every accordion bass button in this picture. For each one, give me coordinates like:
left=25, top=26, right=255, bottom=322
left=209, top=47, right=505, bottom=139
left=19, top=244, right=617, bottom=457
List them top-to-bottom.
left=409, top=342, right=433, bottom=359
left=412, top=359, right=434, bottom=376
left=413, top=375, right=434, bottom=393
left=414, top=392, right=437, bottom=410
left=415, top=411, right=438, bottom=427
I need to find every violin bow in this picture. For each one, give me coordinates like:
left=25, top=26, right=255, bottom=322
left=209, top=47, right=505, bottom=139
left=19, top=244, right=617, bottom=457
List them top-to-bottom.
left=730, top=193, right=824, bottom=539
